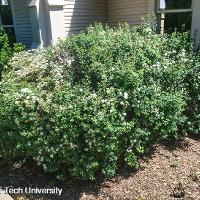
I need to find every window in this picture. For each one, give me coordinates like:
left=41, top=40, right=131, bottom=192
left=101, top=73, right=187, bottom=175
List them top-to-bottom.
left=0, top=0, right=16, bottom=43
left=157, top=0, right=193, bottom=33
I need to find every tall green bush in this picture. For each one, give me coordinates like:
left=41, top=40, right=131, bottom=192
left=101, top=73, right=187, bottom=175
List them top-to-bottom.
left=0, top=23, right=199, bottom=180
left=0, top=28, right=24, bottom=79
left=0, top=28, right=12, bottom=77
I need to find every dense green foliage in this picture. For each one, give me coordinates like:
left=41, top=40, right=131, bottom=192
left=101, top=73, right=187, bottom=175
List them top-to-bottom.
left=0, top=23, right=200, bottom=180
left=0, top=28, right=24, bottom=79
left=0, top=28, right=12, bottom=77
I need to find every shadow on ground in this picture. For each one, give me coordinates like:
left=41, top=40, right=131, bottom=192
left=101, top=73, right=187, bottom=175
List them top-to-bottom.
left=0, top=136, right=199, bottom=200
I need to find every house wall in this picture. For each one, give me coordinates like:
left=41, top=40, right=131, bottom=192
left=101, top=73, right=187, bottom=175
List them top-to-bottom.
left=11, top=0, right=149, bottom=48
left=12, top=0, right=33, bottom=47
left=63, top=0, right=107, bottom=35
left=107, top=0, right=149, bottom=26
left=192, top=0, right=200, bottom=45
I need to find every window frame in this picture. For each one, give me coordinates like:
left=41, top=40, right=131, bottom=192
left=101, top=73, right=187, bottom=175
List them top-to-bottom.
left=0, top=0, right=16, bottom=39
left=156, top=0, right=193, bottom=33
left=157, top=0, right=193, bottom=12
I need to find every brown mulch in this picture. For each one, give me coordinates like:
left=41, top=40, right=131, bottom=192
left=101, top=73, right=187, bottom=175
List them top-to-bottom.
left=0, top=136, right=199, bottom=200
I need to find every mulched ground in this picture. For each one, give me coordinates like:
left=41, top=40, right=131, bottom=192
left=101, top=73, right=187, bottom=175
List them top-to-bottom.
left=0, top=136, right=199, bottom=200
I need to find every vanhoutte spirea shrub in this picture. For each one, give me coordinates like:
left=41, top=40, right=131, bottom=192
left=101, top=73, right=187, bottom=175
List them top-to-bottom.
left=0, top=23, right=200, bottom=180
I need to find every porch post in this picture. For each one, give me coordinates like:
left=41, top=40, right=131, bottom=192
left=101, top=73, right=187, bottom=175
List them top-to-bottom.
left=27, top=0, right=49, bottom=48
left=44, top=0, right=65, bottom=44
left=191, top=0, right=200, bottom=45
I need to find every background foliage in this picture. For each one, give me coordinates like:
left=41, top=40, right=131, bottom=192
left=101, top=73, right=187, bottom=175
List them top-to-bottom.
left=0, top=28, right=24, bottom=79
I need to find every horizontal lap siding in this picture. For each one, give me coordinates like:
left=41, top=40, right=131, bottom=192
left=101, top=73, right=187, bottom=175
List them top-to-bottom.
left=12, top=0, right=148, bottom=46
left=13, top=0, right=33, bottom=47
left=64, top=0, right=106, bottom=35
left=107, top=0, right=148, bottom=26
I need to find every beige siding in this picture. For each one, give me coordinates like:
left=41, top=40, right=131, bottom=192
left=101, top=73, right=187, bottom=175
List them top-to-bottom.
left=12, top=0, right=150, bottom=47
left=13, top=0, right=33, bottom=47
left=63, top=0, right=106, bottom=35
left=107, top=0, right=148, bottom=26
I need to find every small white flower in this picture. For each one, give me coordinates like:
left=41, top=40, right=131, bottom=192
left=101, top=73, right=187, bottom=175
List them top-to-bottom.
left=156, top=62, right=161, bottom=67
left=20, top=88, right=32, bottom=94
left=106, top=88, right=111, bottom=94
left=124, top=92, right=128, bottom=100
left=91, top=93, right=97, bottom=98
left=24, top=100, right=29, bottom=105
left=101, top=100, right=105, bottom=104
left=15, top=101, right=20, bottom=105
left=120, top=101, right=124, bottom=106
left=69, top=105, right=73, bottom=109
left=98, top=111, right=103, bottom=116
left=40, top=131, right=44, bottom=136
left=88, top=142, right=92, bottom=146
left=84, top=148, right=89, bottom=152
left=127, top=149, right=133, bottom=153
left=43, top=164, right=47, bottom=170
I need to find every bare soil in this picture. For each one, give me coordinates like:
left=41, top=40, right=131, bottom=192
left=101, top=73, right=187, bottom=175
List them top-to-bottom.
left=0, top=136, right=199, bottom=200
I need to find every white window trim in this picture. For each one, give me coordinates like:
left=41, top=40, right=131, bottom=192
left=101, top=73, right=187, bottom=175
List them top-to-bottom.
left=47, top=0, right=65, bottom=6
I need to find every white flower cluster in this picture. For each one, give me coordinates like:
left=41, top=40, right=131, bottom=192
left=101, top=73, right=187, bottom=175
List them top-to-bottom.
left=10, top=49, right=72, bottom=92
left=15, top=88, right=39, bottom=109
left=118, top=91, right=129, bottom=100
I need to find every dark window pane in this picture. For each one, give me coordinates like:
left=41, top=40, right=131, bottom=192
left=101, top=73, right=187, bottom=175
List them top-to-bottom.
left=0, top=0, right=13, bottom=25
left=160, top=0, right=192, bottom=10
left=164, top=12, right=192, bottom=33
left=3, top=27, right=16, bottom=44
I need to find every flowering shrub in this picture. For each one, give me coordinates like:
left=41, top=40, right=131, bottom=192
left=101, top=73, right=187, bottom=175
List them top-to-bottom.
left=0, top=23, right=199, bottom=180
left=184, top=52, right=200, bottom=135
